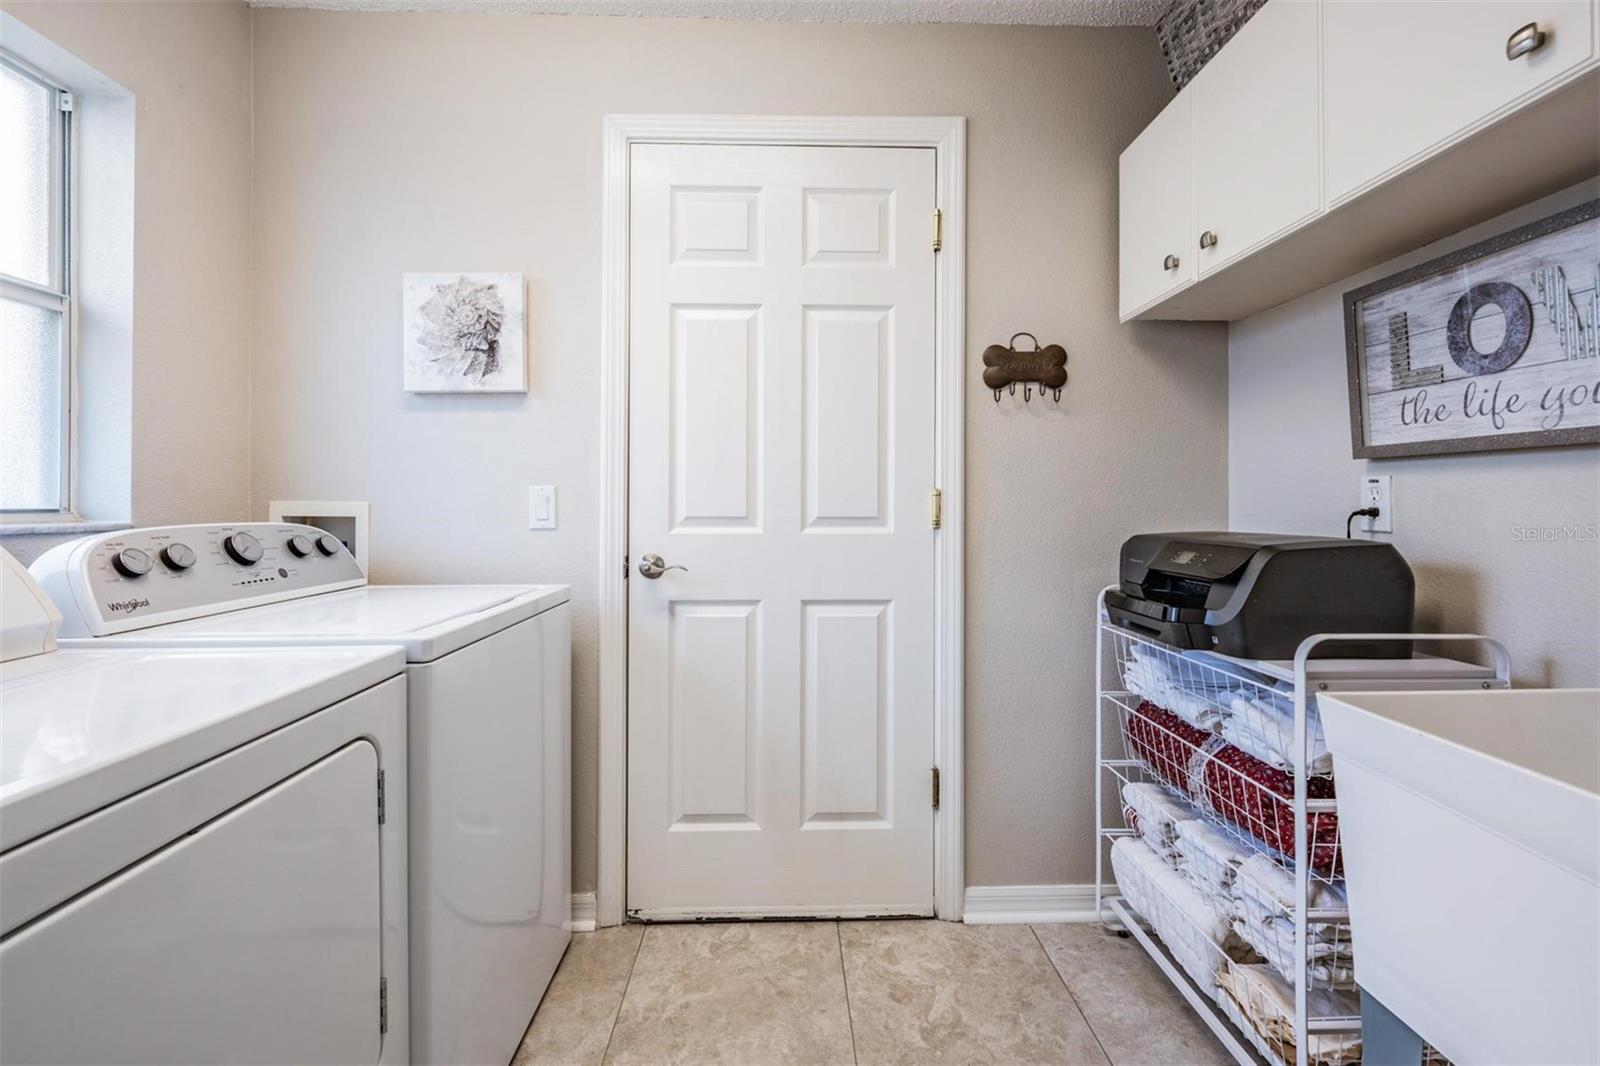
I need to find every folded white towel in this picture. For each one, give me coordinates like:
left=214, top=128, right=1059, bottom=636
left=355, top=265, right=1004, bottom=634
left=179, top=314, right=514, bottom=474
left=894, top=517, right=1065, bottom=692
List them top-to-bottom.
left=1121, top=645, right=1233, bottom=730
left=1220, top=693, right=1334, bottom=774
left=1121, top=781, right=1201, bottom=864
left=1175, top=818, right=1253, bottom=907
left=1110, top=836, right=1159, bottom=921
left=1118, top=836, right=1230, bottom=941
left=1112, top=837, right=1255, bottom=991
left=1232, top=854, right=1354, bottom=988
left=1234, top=854, right=1346, bottom=913
left=1234, top=890, right=1349, bottom=948
left=1231, top=918, right=1356, bottom=989
left=1217, top=964, right=1363, bottom=1066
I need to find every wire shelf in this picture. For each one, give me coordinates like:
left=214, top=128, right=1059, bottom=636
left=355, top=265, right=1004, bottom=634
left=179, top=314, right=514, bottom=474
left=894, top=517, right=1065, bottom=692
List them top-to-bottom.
left=1093, top=596, right=1510, bottom=1066
left=1105, top=625, right=1346, bottom=890
left=1116, top=695, right=1344, bottom=883
left=1107, top=763, right=1354, bottom=993
left=1107, top=834, right=1361, bottom=1066
left=1109, top=881, right=1455, bottom=1066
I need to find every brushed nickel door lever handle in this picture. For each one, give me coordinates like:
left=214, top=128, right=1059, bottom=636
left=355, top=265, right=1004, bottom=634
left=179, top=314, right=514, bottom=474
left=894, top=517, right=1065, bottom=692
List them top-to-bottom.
left=638, top=554, right=687, bottom=579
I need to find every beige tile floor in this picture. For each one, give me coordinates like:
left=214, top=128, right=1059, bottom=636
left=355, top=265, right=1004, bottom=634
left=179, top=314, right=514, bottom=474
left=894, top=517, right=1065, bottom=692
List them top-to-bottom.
left=513, top=920, right=1232, bottom=1066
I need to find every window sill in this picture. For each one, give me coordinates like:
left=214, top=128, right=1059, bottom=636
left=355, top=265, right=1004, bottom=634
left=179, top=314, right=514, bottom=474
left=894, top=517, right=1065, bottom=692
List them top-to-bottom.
left=0, top=519, right=131, bottom=537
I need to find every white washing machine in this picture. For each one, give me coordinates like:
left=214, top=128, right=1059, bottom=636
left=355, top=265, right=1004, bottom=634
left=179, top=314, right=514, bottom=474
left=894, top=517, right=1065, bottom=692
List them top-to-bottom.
left=31, top=523, right=572, bottom=1066
left=0, top=547, right=410, bottom=1065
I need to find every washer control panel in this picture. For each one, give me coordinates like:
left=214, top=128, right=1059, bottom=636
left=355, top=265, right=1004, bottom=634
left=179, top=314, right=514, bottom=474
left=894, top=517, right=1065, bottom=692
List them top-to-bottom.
left=29, top=523, right=367, bottom=636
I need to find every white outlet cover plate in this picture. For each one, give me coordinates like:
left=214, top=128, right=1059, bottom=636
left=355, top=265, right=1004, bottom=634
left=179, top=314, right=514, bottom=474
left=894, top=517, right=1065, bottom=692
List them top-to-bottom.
left=1361, top=474, right=1392, bottom=534
left=529, top=485, right=557, bottom=530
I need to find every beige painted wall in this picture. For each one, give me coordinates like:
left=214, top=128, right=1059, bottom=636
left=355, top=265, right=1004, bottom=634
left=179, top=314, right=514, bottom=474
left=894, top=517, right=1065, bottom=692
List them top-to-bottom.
left=0, top=0, right=254, bottom=564
left=0, top=3, right=1227, bottom=893
left=248, top=9, right=1230, bottom=894
left=1230, top=179, right=1600, bottom=690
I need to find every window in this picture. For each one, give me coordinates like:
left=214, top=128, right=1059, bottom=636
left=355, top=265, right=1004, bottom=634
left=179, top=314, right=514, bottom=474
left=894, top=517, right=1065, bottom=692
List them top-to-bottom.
left=1, top=52, right=72, bottom=515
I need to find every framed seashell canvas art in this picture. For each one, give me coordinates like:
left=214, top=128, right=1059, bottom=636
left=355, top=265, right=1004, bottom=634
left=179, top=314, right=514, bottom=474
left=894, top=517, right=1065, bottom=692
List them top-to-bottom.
left=402, top=272, right=526, bottom=393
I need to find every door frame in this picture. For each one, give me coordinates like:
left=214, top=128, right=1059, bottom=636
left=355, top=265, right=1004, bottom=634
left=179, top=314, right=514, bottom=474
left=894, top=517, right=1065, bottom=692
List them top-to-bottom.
left=596, top=114, right=966, bottom=926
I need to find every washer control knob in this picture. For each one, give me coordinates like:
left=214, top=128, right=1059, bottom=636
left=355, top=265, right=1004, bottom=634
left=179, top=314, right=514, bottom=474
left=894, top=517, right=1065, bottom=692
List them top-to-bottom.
left=222, top=531, right=264, bottom=566
left=315, top=533, right=342, bottom=557
left=285, top=534, right=314, bottom=558
left=160, top=543, right=197, bottom=570
left=112, top=547, right=153, bottom=578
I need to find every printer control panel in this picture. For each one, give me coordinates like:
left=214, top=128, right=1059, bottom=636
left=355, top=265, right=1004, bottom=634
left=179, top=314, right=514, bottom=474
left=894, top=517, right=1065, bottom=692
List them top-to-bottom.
left=29, top=523, right=366, bottom=636
left=1148, top=542, right=1255, bottom=581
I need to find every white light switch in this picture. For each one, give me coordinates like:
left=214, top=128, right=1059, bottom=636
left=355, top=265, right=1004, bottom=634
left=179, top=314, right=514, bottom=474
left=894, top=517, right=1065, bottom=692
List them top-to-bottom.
left=528, top=486, right=557, bottom=530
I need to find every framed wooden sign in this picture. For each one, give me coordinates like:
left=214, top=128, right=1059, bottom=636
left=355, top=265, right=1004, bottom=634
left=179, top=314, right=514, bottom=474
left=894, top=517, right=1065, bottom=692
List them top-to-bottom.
left=1344, top=199, right=1600, bottom=459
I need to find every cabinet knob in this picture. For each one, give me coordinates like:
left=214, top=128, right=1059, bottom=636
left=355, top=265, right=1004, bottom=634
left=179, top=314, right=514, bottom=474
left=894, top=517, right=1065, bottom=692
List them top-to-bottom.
left=1506, top=22, right=1546, bottom=60
left=1199, top=230, right=1219, bottom=250
left=1162, top=254, right=1180, bottom=271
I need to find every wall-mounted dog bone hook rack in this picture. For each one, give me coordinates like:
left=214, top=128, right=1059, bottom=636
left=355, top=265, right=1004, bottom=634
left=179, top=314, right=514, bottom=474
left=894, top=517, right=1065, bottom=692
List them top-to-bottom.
left=982, top=333, right=1067, bottom=403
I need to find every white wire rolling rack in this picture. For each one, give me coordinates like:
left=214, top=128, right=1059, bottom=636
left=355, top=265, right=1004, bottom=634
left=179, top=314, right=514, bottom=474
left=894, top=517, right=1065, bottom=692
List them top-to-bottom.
left=1092, top=587, right=1512, bottom=1066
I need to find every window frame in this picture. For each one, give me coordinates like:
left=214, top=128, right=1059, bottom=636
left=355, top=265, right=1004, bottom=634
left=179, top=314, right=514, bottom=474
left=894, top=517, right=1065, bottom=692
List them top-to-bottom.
left=1, top=49, right=75, bottom=522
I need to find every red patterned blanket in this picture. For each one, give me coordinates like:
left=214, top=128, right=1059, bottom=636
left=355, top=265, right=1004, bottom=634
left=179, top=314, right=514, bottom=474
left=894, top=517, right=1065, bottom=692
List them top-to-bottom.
left=1124, top=700, right=1341, bottom=876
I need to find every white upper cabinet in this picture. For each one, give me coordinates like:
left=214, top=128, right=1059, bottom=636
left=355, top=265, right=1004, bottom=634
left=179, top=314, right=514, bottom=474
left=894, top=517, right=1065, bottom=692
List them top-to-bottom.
left=1119, top=0, right=1600, bottom=321
left=1191, top=0, right=1321, bottom=274
left=1325, top=0, right=1597, bottom=205
left=1119, top=92, right=1195, bottom=319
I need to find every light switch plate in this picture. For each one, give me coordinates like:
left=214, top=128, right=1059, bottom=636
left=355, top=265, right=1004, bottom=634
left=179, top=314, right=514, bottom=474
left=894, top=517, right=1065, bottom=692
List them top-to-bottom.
left=1361, top=474, right=1392, bottom=534
left=528, top=485, right=557, bottom=530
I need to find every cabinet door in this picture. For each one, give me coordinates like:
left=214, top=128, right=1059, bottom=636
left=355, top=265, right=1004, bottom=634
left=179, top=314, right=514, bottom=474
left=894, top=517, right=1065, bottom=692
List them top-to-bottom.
left=1192, top=0, right=1322, bottom=276
left=1326, top=0, right=1597, bottom=203
left=1119, top=92, right=1194, bottom=319
left=0, top=742, right=382, bottom=1066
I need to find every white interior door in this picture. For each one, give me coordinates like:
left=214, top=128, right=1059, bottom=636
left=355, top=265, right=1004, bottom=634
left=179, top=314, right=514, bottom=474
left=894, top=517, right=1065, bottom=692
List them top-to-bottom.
left=627, top=143, right=937, bottom=918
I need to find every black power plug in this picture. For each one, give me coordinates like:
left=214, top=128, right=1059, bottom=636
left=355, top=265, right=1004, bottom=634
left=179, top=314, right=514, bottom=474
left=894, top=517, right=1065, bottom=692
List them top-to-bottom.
left=1346, top=506, right=1381, bottom=539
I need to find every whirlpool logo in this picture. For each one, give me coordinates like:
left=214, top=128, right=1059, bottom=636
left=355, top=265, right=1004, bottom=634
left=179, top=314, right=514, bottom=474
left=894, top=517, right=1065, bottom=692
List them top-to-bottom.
left=106, top=598, right=151, bottom=614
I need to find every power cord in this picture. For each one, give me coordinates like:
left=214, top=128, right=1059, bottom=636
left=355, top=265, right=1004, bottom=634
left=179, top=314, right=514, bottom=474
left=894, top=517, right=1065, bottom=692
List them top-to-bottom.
left=1347, top=507, right=1380, bottom=539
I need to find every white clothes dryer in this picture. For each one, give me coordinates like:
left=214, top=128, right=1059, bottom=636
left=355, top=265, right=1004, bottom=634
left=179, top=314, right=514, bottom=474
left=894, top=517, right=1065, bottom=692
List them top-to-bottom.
left=31, top=524, right=571, bottom=1066
left=0, top=548, right=410, bottom=1065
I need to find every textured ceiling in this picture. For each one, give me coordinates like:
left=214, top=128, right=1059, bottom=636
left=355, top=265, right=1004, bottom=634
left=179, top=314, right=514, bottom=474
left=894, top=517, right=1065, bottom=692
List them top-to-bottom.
left=246, top=0, right=1171, bottom=27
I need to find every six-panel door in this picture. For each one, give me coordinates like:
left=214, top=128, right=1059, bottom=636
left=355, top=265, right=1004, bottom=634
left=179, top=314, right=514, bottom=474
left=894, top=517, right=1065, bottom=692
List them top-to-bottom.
left=626, top=143, right=937, bottom=918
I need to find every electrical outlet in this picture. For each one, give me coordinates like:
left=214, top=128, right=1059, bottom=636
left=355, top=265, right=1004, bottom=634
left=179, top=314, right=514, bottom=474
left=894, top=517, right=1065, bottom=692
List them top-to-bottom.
left=1360, top=474, right=1392, bottom=534
left=528, top=485, right=557, bottom=530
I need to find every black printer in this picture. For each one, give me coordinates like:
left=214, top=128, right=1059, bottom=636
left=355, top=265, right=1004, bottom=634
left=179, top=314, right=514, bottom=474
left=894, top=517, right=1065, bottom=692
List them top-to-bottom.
left=1105, top=532, right=1415, bottom=659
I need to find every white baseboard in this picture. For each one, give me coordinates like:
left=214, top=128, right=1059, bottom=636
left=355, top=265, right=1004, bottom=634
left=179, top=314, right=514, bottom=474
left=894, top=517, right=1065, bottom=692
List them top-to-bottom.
left=962, top=884, right=1102, bottom=925
left=574, top=886, right=1099, bottom=929
left=570, top=891, right=597, bottom=933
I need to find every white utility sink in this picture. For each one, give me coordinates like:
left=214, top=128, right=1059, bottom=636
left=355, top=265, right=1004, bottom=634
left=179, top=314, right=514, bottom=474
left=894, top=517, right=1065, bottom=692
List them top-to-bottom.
left=1319, top=688, right=1600, bottom=1065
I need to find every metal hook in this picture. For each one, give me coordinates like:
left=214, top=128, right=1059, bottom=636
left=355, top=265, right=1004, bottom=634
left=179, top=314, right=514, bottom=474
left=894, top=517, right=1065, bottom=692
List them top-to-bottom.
left=993, top=389, right=1001, bottom=403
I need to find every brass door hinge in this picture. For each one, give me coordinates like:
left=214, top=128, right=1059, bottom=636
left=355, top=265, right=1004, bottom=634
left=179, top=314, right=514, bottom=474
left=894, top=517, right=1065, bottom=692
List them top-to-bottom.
left=932, top=209, right=943, bottom=254
left=930, top=487, right=942, bottom=529
left=931, top=767, right=941, bottom=810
